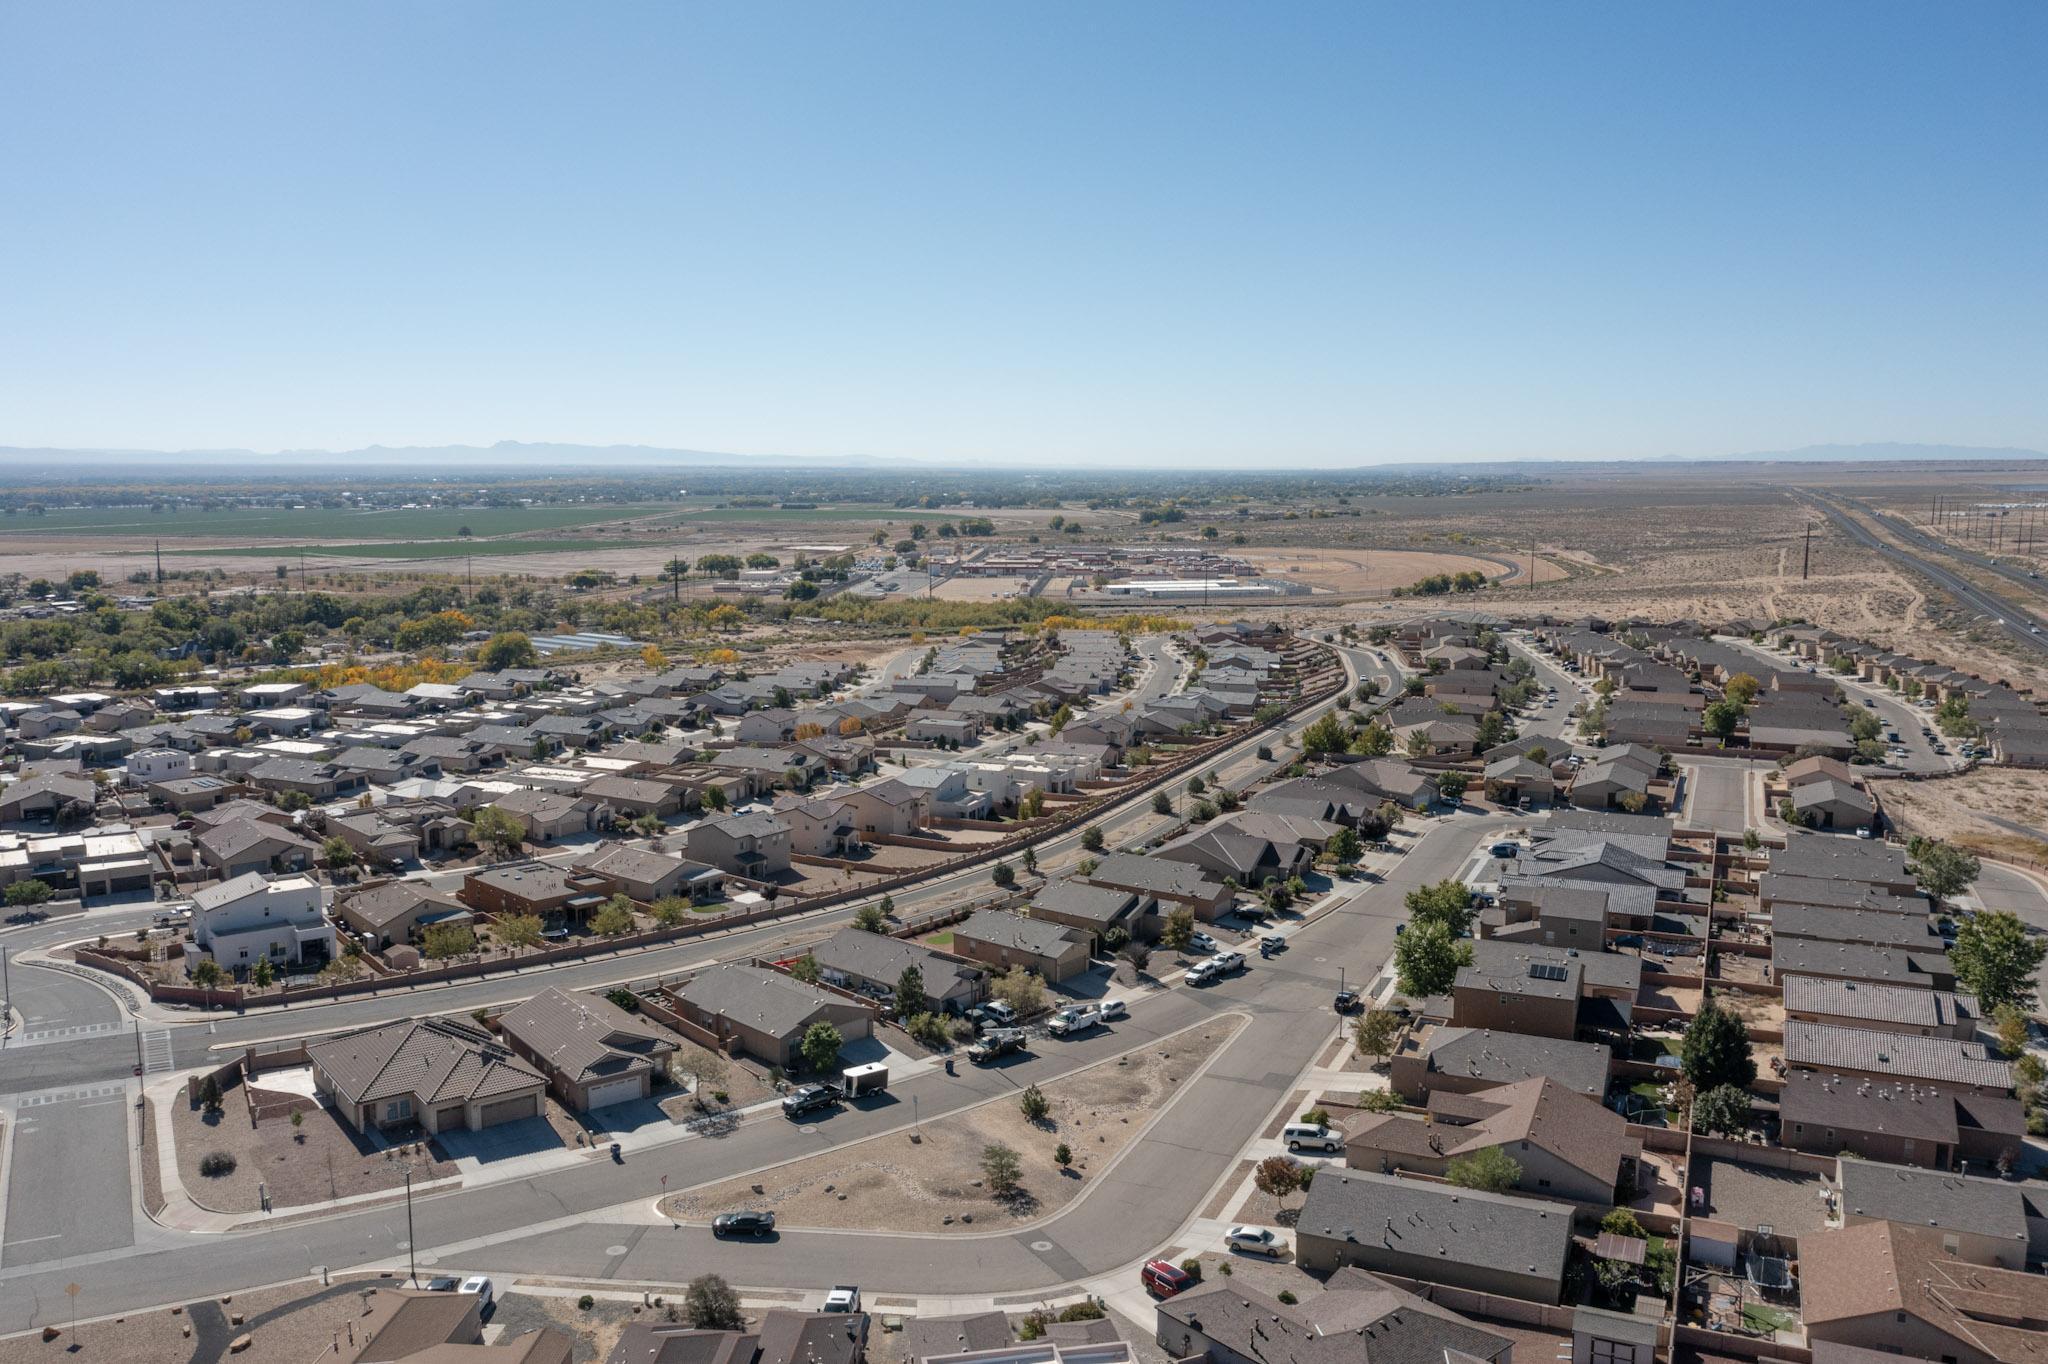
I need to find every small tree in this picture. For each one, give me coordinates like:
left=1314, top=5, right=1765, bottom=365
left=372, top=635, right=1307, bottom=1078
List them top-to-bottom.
left=1435, top=771, right=1469, bottom=802
left=1152, top=791, right=1174, bottom=817
left=468, top=805, right=526, bottom=859
left=1081, top=825, right=1106, bottom=852
left=1326, top=827, right=1363, bottom=866
left=1742, top=827, right=1761, bottom=852
left=320, top=835, right=359, bottom=870
left=1909, top=837, right=1981, bottom=903
left=991, top=860, right=1016, bottom=889
left=4, top=879, right=54, bottom=907
left=1403, top=879, right=1474, bottom=936
left=649, top=896, right=689, bottom=927
left=591, top=897, right=637, bottom=936
left=852, top=903, right=887, bottom=933
left=1162, top=908, right=1197, bottom=952
left=1951, top=911, right=2048, bottom=1011
left=497, top=913, right=544, bottom=949
left=1393, top=921, right=1472, bottom=996
left=423, top=922, right=478, bottom=959
left=788, top=954, right=822, bottom=984
left=251, top=956, right=275, bottom=988
left=191, top=958, right=226, bottom=990
left=895, top=964, right=927, bottom=1019
left=992, top=965, right=1047, bottom=1017
left=1681, top=1000, right=1757, bottom=1091
left=1995, top=1003, right=2032, bottom=1057
left=1353, top=1008, right=1400, bottom=1066
left=799, top=1020, right=844, bottom=1076
left=686, top=1048, right=730, bottom=1105
left=200, top=1075, right=223, bottom=1115
left=1692, top=1083, right=1753, bottom=1136
left=1019, top=1084, right=1050, bottom=1122
left=982, top=1141, right=1023, bottom=1195
left=1054, top=1142, right=1072, bottom=1169
left=1446, top=1145, right=1521, bottom=1193
left=1254, top=1154, right=1303, bottom=1207
left=684, top=1273, right=744, bottom=1330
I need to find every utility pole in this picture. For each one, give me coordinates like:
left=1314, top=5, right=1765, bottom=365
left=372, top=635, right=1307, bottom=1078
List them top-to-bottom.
left=1802, top=521, right=1813, bottom=580
left=154, top=539, right=164, bottom=585
left=298, top=549, right=307, bottom=593
left=466, top=555, right=473, bottom=603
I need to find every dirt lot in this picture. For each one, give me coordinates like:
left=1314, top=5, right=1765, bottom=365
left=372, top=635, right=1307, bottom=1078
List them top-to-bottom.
left=1241, top=547, right=1565, bottom=593
left=1873, top=769, right=2048, bottom=863
left=658, top=1016, right=1243, bottom=1232
left=172, top=1085, right=454, bottom=1212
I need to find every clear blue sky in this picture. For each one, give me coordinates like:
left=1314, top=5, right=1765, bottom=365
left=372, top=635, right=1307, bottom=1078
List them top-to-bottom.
left=3, top=3, right=2044, bottom=467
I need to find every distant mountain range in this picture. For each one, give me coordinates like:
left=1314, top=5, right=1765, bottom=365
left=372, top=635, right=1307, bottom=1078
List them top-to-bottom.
left=2, top=438, right=2043, bottom=475
left=1679, top=442, right=2048, bottom=463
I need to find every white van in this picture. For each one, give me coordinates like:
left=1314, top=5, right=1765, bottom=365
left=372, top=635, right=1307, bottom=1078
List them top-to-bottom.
left=1283, top=1123, right=1342, bottom=1153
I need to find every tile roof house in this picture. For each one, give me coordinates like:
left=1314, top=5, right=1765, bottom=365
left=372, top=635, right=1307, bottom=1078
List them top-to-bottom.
left=195, top=816, right=319, bottom=879
left=1081, top=852, right=1234, bottom=918
left=335, top=879, right=474, bottom=951
left=950, top=909, right=1092, bottom=984
left=808, top=928, right=986, bottom=1015
left=669, top=963, right=874, bottom=1069
left=1782, top=977, right=1981, bottom=1039
left=498, top=986, right=678, bottom=1112
left=308, top=1017, right=546, bottom=1136
left=1390, top=1025, right=1612, bottom=1102
left=1342, top=1075, right=1639, bottom=1205
left=1834, top=1159, right=2032, bottom=1270
left=1293, top=1168, right=1573, bottom=1302
left=1801, top=1221, right=2048, bottom=1364
left=1155, top=1267, right=1510, bottom=1364
left=603, top=1309, right=870, bottom=1364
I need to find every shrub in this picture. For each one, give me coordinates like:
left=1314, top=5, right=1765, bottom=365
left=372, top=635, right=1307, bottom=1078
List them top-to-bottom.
left=198, top=1151, right=237, bottom=1178
left=1179, top=1258, right=1203, bottom=1283
left=1277, top=1290, right=1298, bottom=1305
left=577, top=1294, right=595, bottom=1312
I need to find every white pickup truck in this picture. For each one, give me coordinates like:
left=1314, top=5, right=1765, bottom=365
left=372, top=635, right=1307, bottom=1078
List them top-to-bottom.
left=1046, top=1004, right=1100, bottom=1037
left=824, top=1285, right=861, bottom=1313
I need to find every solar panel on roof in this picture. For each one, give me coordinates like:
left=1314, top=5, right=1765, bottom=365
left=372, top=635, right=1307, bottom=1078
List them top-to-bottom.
left=1528, top=961, right=1570, bottom=982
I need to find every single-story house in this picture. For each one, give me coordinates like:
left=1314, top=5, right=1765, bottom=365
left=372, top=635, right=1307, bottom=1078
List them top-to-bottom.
left=498, top=986, right=678, bottom=1112
left=309, top=1017, right=547, bottom=1136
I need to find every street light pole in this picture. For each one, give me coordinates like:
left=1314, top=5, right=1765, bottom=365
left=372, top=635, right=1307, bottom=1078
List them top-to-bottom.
left=403, top=1166, right=418, bottom=1288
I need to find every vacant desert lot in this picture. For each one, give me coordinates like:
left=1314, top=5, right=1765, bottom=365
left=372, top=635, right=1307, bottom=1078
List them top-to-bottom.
left=659, top=1017, right=1241, bottom=1233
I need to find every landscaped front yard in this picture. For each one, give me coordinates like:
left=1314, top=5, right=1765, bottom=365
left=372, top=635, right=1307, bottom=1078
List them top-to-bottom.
left=173, top=1082, right=455, bottom=1212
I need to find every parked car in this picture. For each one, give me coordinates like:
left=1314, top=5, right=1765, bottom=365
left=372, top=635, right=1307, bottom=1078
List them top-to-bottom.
left=1190, top=931, right=1220, bottom=954
left=1212, top=949, right=1246, bottom=973
left=1183, top=959, right=1221, bottom=987
left=1333, top=988, right=1361, bottom=1014
left=1097, top=998, right=1128, bottom=1021
left=980, top=1001, right=1018, bottom=1027
left=968, top=1028, right=1028, bottom=1064
left=781, top=1083, right=840, bottom=1119
left=1283, top=1122, right=1343, bottom=1154
left=713, top=1211, right=776, bottom=1237
left=1225, top=1226, right=1287, bottom=1257
left=1141, top=1259, right=1194, bottom=1298
left=424, top=1276, right=462, bottom=1293
left=459, top=1276, right=494, bottom=1310
left=823, top=1286, right=861, bottom=1313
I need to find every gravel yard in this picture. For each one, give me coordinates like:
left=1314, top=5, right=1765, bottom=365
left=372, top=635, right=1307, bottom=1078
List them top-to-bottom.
left=660, top=1018, right=1242, bottom=1232
left=172, top=1085, right=453, bottom=1212
left=0, top=1276, right=407, bottom=1364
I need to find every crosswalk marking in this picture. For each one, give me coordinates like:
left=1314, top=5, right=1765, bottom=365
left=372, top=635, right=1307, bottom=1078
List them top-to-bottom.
left=13, top=1022, right=123, bottom=1046
left=142, top=1029, right=175, bottom=1074
left=17, top=1082, right=128, bottom=1108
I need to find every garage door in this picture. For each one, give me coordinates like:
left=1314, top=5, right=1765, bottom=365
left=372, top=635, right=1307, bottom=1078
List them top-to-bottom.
left=584, top=1077, right=643, bottom=1111
left=478, top=1094, right=538, bottom=1126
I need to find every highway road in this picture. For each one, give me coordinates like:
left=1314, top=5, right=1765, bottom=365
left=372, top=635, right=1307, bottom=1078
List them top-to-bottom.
left=1803, top=491, right=2048, bottom=655
left=0, top=638, right=1398, bottom=1325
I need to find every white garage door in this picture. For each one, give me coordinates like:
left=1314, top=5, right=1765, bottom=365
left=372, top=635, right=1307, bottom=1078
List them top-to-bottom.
left=585, top=1077, right=643, bottom=1111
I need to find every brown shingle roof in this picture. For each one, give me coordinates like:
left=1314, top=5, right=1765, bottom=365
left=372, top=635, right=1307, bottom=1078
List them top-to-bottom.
left=498, top=986, right=675, bottom=1086
left=309, top=1017, right=544, bottom=1110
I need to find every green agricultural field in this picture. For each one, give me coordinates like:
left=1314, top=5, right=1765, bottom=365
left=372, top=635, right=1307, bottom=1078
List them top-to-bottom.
left=0, top=503, right=659, bottom=539
left=163, top=537, right=639, bottom=560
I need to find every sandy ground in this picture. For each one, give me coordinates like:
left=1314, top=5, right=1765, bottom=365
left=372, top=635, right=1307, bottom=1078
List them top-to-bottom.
left=1239, top=548, right=1552, bottom=593
left=1873, top=770, right=2048, bottom=863
left=658, top=1016, right=1243, bottom=1233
